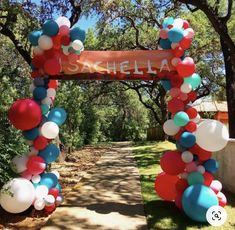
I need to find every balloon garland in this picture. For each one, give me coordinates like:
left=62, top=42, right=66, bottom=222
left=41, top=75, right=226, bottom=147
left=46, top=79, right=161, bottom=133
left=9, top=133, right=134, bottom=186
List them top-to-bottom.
left=0, top=16, right=85, bottom=214
left=0, top=16, right=230, bottom=224
left=156, top=17, right=229, bottom=223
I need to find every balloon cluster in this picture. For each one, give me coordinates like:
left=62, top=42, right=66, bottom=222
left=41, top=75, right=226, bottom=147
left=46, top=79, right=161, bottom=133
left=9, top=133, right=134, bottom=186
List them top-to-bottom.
left=0, top=16, right=86, bottom=214
left=155, top=17, right=229, bottom=223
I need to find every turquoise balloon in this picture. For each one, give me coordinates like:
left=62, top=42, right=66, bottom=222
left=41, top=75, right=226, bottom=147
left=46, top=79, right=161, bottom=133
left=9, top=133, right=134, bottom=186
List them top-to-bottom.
left=162, top=17, right=174, bottom=28
left=42, top=20, right=59, bottom=37
left=70, top=27, right=86, bottom=42
left=168, top=28, right=184, bottom=43
left=28, top=31, right=42, bottom=46
left=159, top=38, right=172, bottom=49
left=184, top=73, right=201, bottom=89
left=161, top=79, right=172, bottom=91
left=41, top=104, right=49, bottom=115
left=48, top=107, right=67, bottom=126
left=173, top=112, right=189, bottom=127
left=23, top=128, right=39, bottom=140
left=179, top=132, right=196, bottom=148
left=38, top=144, right=60, bottom=164
left=203, top=159, right=219, bottom=173
left=187, top=171, right=204, bottom=185
left=40, top=173, right=58, bottom=189
left=182, top=184, right=218, bottom=222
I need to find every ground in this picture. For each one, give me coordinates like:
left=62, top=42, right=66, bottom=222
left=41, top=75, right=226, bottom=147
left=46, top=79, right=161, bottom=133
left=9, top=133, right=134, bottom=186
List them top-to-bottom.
left=131, top=141, right=235, bottom=230
left=0, top=144, right=109, bottom=230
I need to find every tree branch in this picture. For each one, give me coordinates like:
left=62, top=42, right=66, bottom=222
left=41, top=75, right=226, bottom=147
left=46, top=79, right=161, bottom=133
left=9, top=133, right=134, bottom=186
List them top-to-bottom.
left=69, top=0, right=83, bottom=26
left=221, top=0, right=233, bottom=22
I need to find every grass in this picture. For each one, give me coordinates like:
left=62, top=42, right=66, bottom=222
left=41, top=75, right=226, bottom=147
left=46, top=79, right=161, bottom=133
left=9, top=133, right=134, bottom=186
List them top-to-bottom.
left=131, top=141, right=235, bottom=230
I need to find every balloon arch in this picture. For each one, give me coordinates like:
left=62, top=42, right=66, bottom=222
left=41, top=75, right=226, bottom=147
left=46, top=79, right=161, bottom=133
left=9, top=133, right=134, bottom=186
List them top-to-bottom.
left=0, top=16, right=229, bottom=223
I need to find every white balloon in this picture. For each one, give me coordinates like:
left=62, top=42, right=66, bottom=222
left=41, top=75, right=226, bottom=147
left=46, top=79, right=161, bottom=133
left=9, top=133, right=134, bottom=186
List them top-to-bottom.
left=56, top=16, right=71, bottom=28
left=173, top=18, right=184, bottom=28
left=184, top=28, right=195, bottom=39
left=38, top=35, right=53, bottom=50
left=72, top=40, right=84, bottom=51
left=33, top=46, right=44, bottom=55
left=180, top=83, right=192, bottom=94
left=47, top=88, right=56, bottom=98
left=41, top=97, right=53, bottom=106
left=191, top=114, right=201, bottom=123
left=163, top=119, right=180, bottom=136
left=195, top=119, right=229, bottom=152
left=41, top=121, right=59, bottom=139
left=29, top=147, right=39, bottom=156
left=181, top=151, right=193, bottom=163
left=11, top=155, right=28, bottom=173
left=197, top=165, right=206, bottom=174
left=51, top=170, right=60, bottom=179
left=32, top=175, right=41, bottom=184
left=0, top=178, right=35, bottom=213
left=210, top=180, right=222, bottom=193
left=35, top=185, right=48, bottom=200
left=45, top=194, right=55, bottom=206
left=56, top=195, right=63, bottom=205
left=34, top=198, right=46, bottom=210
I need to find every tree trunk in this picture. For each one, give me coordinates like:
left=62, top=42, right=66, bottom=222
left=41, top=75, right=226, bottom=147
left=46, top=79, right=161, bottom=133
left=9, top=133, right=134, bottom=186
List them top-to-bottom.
left=220, top=38, right=235, bottom=138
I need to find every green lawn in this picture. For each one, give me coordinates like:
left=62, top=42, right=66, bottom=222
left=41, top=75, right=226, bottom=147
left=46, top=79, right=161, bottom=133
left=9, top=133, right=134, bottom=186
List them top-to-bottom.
left=131, top=141, right=235, bottom=230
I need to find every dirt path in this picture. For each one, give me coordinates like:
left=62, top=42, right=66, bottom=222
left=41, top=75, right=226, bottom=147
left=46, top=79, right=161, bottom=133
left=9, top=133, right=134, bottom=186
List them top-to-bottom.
left=42, top=142, right=147, bottom=230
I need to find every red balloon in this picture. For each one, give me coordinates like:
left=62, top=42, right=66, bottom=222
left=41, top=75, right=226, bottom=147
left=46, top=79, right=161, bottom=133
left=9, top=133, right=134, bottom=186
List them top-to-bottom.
left=183, top=20, right=190, bottom=29
left=59, top=25, right=70, bottom=36
left=52, top=35, right=62, bottom=50
left=61, top=35, right=70, bottom=46
left=179, top=37, right=192, bottom=50
left=173, top=47, right=184, bottom=57
left=44, top=49, right=55, bottom=58
left=32, top=55, right=46, bottom=68
left=44, top=58, right=61, bottom=75
left=176, top=58, right=196, bottom=77
left=31, top=70, right=42, bottom=78
left=171, top=74, right=183, bottom=88
left=48, top=80, right=58, bottom=89
left=187, top=91, right=197, bottom=102
left=167, top=98, right=184, bottom=114
left=8, top=99, right=42, bottom=131
left=185, top=107, right=198, bottom=119
left=185, top=121, right=197, bottom=132
left=175, top=129, right=184, bottom=141
left=33, top=136, right=48, bottom=150
left=189, top=144, right=212, bottom=161
left=160, top=151, right=185, bottom=175
left=26, top=155, right=46, bottom=175
left=21, top=170, right=32, bottom=180
left=155, top=172, right=179, bottom=201
left=204, top=172, right=214, bottom=186
left=176, top=178, right=188, bottom=193
left=49, top=188, right=59, bottom=199
left=175, top=193, right=183, bottom=209
left=44, top=203, right=56, bottom=214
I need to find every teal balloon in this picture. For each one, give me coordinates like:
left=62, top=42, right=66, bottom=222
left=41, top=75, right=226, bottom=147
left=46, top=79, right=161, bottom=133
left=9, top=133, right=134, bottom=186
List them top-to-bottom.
left=162, top=17, right=174, bottom=28
left=42, top=20, right=59, bottom=37
left=70, top=27, right=86, bottom=42
left=168, top=28, right=184, bottom=43
left=28, top=31, right=42, bottom=46
left=159, top=38, right=172, bottom=49
left=184, top=73, right=201, bottom=90
left=161, top=79, right=172, bottom=91
left=33, top=87, right=47, bottom=101
left=41, top=104, right=49, bottom=115
left=48, top=107, right=67, bottom=125
left=173, top=112, right=189, bottom=127
left=23, top=128, right=39, bottom=140
left=179, top=132, right=196, bottom=148
left=38, top=144, right=60, bottom=163
left=203, top=159, right=219, bottom=173
left=187, top=171, right=204, bottom=185
left=40, top=173, right=58, bottom=189
left=56, top=183, right=62, bottom=192
left=182, top=184, right=218, bottom=222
